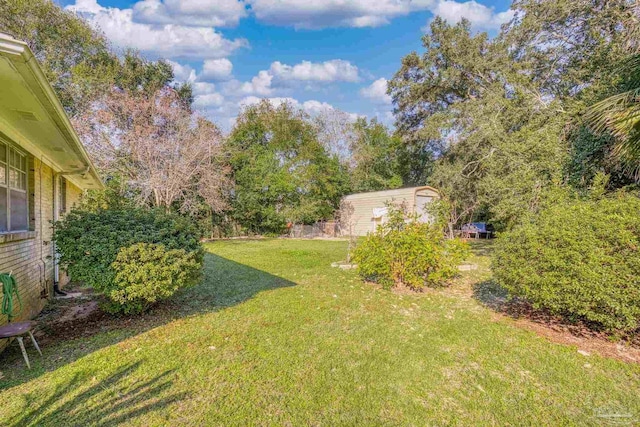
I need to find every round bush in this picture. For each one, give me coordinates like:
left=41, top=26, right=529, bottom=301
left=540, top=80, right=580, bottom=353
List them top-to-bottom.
left=492, top=192, right=640, bottom=331
left=352, top=206, right=469, bottom=290
left=54, top=207, right=204, bottom=313
left=110, top=243, right=202, bottom=314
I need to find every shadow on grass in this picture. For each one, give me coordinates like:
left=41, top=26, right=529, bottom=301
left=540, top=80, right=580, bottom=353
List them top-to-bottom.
left=466, top=239, right=495, bottom=258
left=0, top=252, right=296, bottom=389
left=472, top=280, right=509, bottom=311
left=472, top=280, right=595, bottom=330
left=10, top=361, right=184, bottom=427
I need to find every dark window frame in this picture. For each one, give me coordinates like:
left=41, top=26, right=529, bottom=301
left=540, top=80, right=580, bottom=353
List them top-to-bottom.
left=0, top=139, right=29, bottom=233
left=59, top=176, right=67, bottom=215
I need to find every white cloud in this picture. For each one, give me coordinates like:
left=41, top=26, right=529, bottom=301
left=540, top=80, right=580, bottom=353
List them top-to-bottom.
left=67, top=0, right=104, bottom=13
left=70, top=0, right=512, bottom=37
left=132, top=0, right=248, bottom=27
left=246, top=0, right=434, bottom=29
left=247, top=0, right=511, bottom=30
left=430, top=0, right=514, bottom=30
left=65, top=1, right=247, bottom=59
left=200, top=58, right=234, bottom=81
left=233, top=59, right=359, bottom=97
left=167, top=60, right=197, bottom=83
left=270, top=60, right=359, bottom=83
left=240, top=71, right=274, bottom=96
left=360, top=78, right=392, bottom=105
left=193, top=82, right=218, bottom=95
left=194, top=92, right=225, bottom=108
left=240, top=96, right=298, bottom=109
left=238, top=97, right=361, bottom=122
left=300, top=100, right=335, bottom=114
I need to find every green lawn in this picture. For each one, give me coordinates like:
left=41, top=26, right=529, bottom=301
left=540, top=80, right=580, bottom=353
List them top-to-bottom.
left=1, top=239, right=639, bottom=426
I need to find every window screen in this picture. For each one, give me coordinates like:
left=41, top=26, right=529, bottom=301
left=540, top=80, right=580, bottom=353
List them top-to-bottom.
left=0, top=142, right=29, bottom=232
left=0, top=142, right=7, bottom=232
left=59, top=176, right=67, bottom=215
left=0, top=187, right=6, bottom=232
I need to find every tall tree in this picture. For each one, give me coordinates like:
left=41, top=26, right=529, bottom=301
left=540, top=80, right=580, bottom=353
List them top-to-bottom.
left=0, top=0, right=116, bottom=115
left=0, top=0, right=192, bottom=114
left=389, top=0, right=640, bottom=229
left=506, top=0, right=640, bottom=185
left=389, top=18, right=566, bottom=230
left=585, top=55, right=640, bottom=181
left=74, top=87, right=231, bottom=214
left=227, top=101, right=349, bottom=234
left=348, top=118, right=403, bottom=192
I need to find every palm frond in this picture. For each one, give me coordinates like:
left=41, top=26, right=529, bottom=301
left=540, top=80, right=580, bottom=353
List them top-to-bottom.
left=584, top=55, right=640, bottom=180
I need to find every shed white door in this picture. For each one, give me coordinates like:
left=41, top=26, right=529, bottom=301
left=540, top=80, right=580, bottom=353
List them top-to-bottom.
left=415, top=195, right=434, bottom=223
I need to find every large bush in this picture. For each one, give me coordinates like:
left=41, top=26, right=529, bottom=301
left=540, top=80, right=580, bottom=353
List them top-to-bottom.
left=492, top=192, right=640, bottom=331
left=352, top=205, right=469, bottom=290
left=54, top=207, right=204, bottom=313
left=110, top=243, right=202, bottom=314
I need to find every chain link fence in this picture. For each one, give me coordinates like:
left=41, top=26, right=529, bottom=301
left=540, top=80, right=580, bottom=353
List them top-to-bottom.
left=286, top=221, right=343, bottom=238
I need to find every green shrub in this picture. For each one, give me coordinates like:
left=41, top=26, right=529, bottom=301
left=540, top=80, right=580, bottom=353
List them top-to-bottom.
left=492, top=192, right=640, bottom=332
left=352, top=205, right=469, bottom=290
left=54, top=207, right=204, bottom=313
left=109, top=243, right=202, bottom=314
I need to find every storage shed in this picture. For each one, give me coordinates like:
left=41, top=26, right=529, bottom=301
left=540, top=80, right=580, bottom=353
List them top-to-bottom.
left=341, top=186, right=440, bottom=236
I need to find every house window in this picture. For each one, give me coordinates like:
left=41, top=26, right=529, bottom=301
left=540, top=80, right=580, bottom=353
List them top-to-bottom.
left=0, top=141, right=29, bottom=232
left=59, top=176, right=67, bottom=215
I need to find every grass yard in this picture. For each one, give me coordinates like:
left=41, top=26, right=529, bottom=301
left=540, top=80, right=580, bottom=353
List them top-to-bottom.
left=1, top=239, right=639, bottom=426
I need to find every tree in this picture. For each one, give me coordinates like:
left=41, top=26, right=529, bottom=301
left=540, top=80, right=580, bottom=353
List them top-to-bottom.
left=0, top=0, right=116, bottom=115
left=0, top=0, right=192, bottom=115
left=504, top=0, right=634, bottom=105
left=506, top=0, right=640, bottom=184
left=388, top=1, right=640, bottom=230
left=389, top=18, right=566, bottom=230
left=585, top=55, right=640, bottom=180
left=74, top=87, right=231, bottom=214
left=227, top=101, right=349, bottom=234
left=312, top=108, right=357, bottom=162
left=313, top=113, right=408, bottom=192
left=348, top=118, right=403, bottom=192
left=338, top=199, right=357, bottom=263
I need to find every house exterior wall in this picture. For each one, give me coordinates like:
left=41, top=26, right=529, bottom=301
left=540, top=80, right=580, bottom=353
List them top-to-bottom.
left=0, top=156, right=84, bottom=350
left=0, top=158, right=55, bottom=336
left=57, top=179, right=82, bottom=288
left=342, top=187, right=440, bottom=236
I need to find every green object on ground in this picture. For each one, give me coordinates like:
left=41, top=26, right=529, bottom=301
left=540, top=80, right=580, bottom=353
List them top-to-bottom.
left=0, top=273, right=21, bottom=321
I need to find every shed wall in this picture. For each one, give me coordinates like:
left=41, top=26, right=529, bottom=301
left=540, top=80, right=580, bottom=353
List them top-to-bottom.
left=342, top=187, right=439, bottom=236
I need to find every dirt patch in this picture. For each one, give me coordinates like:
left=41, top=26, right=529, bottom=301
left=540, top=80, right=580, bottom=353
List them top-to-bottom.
left=32, top=283, right=175, bottom=345
left=55, top=301, right=99, bottom=324
left=511, top=316, right=640, bottom=363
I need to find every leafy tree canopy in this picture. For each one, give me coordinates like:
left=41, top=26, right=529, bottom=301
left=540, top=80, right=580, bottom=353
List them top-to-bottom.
left=0, top=0, right=191, bottom=113
left=389, top=0, right=639, bottom=230
left=227, top=101, right=349, bottom=234
left=348, top=118, right=404, bottom=193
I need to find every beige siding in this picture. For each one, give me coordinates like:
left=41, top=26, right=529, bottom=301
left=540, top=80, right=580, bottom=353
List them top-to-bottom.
left=342, top=186, right=439, bottom=236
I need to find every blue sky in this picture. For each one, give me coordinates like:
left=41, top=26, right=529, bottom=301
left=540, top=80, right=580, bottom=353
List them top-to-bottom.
left=60, top=0, right=513, bottom=131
